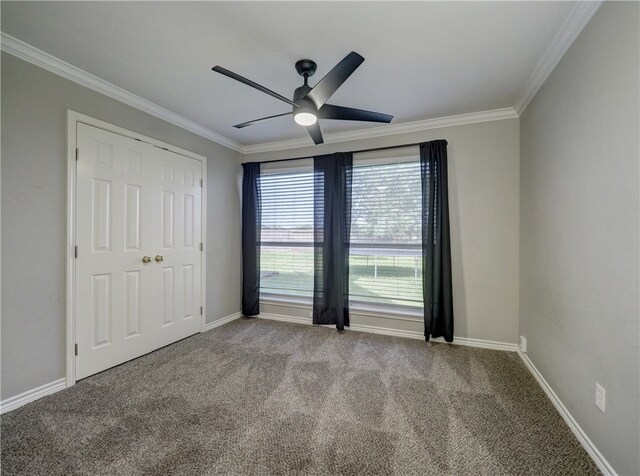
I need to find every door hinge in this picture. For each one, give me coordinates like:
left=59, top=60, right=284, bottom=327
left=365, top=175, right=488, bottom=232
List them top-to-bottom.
left=75, top=148, right=79, bottom=161
left=200, top=178, right=203, bottom=187
left=200, top=242, right=203, bottom=251
left=74, top=245, right=78, bottom=258
left=200, top=306, right=203, bottom=315
left=75, top=343, right=78, bottom=356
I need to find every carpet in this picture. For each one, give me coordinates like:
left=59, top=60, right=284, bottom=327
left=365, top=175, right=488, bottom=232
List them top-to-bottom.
left=1, top=318, right=599, bottom=475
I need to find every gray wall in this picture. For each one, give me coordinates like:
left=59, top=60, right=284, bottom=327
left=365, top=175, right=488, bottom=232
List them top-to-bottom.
left=519, top=3, right=639, bottom=475
left=1, top=53, right=242, bottom=400
left=245, top=118, right=520, bottom=344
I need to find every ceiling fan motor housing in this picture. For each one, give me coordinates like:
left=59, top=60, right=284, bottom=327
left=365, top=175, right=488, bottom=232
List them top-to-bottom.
left=293, top=85, right=314, bottom=108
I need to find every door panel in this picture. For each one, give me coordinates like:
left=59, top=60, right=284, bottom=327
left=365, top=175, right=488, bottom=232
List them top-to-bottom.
left=76, top=123, right=203, bottom=380
left=152, top=148, right=202, bottom=348
left=125, top=149, right=141, bottom=174
left=92, top=179, right=112, bottom=252
left=124, top=185, right=141, bottom=250
left=161, top=190, right=175, bottom=249
left=183, top=194, right=195, bottom=248
left=183, top=264, right=194, bottom=320
left=161, top=266, right=175, bottom=327
left=124, top=270, right=142, bottom=338
left=91, top=274, right=112, bottom=347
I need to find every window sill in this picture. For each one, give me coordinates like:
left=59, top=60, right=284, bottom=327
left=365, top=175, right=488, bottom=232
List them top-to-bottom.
left=260, top=294, right=312, bottom=308
left=260, top=296, right=423, bottom=322
left=350, top=303, right=423, bottom=321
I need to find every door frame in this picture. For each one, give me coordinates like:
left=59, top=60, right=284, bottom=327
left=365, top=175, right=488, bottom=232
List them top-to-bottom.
left=66, top=110, right=208, bottom=387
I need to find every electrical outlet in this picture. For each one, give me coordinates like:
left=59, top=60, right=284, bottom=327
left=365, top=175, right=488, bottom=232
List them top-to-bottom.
left=520, top=336, right=527, bottom=353
left=595, top=383, right=606, bottom=413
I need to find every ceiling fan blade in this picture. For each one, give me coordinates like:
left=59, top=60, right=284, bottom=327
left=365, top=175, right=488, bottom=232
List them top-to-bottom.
left=306, top=52, right=365, bottom=109
left=212, top=66, right=299, bottom=108
left=318, top=104, right=393, bottom=123
left=233, top=112, right=292, bottom=129
left=307, top=122, right=324, bottom=145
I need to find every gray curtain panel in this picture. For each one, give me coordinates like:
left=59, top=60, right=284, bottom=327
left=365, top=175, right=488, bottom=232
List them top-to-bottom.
left=420, top=140, right=454, bottom=341
left=313, top=153, right=353, bottom=330
left=241, top=162, right=261, bottom=316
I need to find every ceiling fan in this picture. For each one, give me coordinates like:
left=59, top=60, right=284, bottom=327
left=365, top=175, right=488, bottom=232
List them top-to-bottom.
left=212, top=52, right=393, bottom=145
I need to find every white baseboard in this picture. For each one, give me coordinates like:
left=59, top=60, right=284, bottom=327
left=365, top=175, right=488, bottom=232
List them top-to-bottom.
left=203, top=312, right=242, bottom=332
left=1, top=313, right=242, bottom=415
left=256, top=313, right=518, bottom=352
left=256, top=313, right=613, bottom=472
left=4, top=315, right=611, bottom=474
left=424, top=335, right=517, bottom=351
left=517, top=350, right=617, bottom=476
left=0, top=378, right=67, bottom=415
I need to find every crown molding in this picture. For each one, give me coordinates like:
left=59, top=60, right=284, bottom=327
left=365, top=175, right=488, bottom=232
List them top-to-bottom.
left=514, top=1, right=602, bottom=115
left=5, top=2, right=596, bottom=158
left=1, top=32, right=244, bottom=152
left=1, top=32, right=517, bottom=157
left=242, top=107, right=519, bottom=155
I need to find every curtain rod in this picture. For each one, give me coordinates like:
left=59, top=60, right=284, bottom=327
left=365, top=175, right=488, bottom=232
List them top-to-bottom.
left=241, top=141, right=424, bottom=166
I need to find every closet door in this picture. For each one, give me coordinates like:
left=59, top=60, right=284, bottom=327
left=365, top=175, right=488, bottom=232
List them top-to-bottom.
left=75, top=123, right=202, bottom=380
left=152, top=148, right=203, bottom=348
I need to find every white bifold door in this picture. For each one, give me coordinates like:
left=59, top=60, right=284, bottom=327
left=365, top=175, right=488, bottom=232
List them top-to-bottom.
left=75, top=123, right=203, bottom=380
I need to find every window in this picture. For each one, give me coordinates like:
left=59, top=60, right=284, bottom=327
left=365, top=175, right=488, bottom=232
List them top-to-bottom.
left=259, top=156, right=423, bottom=312
left=350, top=159, right=423, bottom=310
left=259, top=167, right=314, bottom=298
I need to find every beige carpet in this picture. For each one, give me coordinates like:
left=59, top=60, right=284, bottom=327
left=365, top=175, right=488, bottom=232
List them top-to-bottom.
left=1, top=317, right=599, bottom=475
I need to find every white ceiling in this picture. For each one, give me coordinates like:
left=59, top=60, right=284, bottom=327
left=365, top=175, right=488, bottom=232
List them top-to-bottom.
left=2, top=1, right=577, bottom=147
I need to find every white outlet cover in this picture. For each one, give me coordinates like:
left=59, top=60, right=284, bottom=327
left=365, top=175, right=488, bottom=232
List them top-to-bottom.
left=595, top=383, right=606, bottom=413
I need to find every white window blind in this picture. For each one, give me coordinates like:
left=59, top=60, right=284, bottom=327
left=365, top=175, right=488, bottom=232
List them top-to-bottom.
left=259, top=158, right=424, bottom=312
left=350, top=160, right=423, bottom=310
left=259, top=169, right=314, bottom=298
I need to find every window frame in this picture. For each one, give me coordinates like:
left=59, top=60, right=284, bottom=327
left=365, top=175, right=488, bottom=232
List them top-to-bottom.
left=257, top=147, right=424, bottom=317
left=348, top=149, right=423, bottom=312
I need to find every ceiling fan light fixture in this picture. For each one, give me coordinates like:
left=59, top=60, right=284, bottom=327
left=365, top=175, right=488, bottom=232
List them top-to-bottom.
left=294, top=111, right=317, bottom=126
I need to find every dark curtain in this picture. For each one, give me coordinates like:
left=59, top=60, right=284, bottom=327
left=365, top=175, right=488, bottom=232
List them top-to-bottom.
left=420, top=140, right=454, bottom=342
left=313, top=153, right=353, bottom=330
left=241, top=162, right=261, bottom=316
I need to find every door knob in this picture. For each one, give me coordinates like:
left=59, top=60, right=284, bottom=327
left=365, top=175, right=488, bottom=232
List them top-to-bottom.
left=155, top=255, right=164, bottom=263
left=142, top=256, right=151, bottom=264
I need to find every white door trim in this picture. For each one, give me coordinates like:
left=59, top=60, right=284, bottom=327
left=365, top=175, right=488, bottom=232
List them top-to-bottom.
left=66, top=110, right=207, bottom=387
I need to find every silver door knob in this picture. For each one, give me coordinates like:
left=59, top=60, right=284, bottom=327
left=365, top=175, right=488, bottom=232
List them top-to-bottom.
left=155, top=255, right=164, bottom=263
left=142, top=256, right=151, bottom=264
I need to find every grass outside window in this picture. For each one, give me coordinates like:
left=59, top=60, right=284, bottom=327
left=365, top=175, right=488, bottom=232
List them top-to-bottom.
left=261, top=247, right=423, bottom=309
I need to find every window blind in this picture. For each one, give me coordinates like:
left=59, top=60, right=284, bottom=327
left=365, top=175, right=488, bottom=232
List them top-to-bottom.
left=259, top=159, right=424, bottom=312
left=350, top=160, right=423, bottom=309
left=259, top=170, right=315, bottom=298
